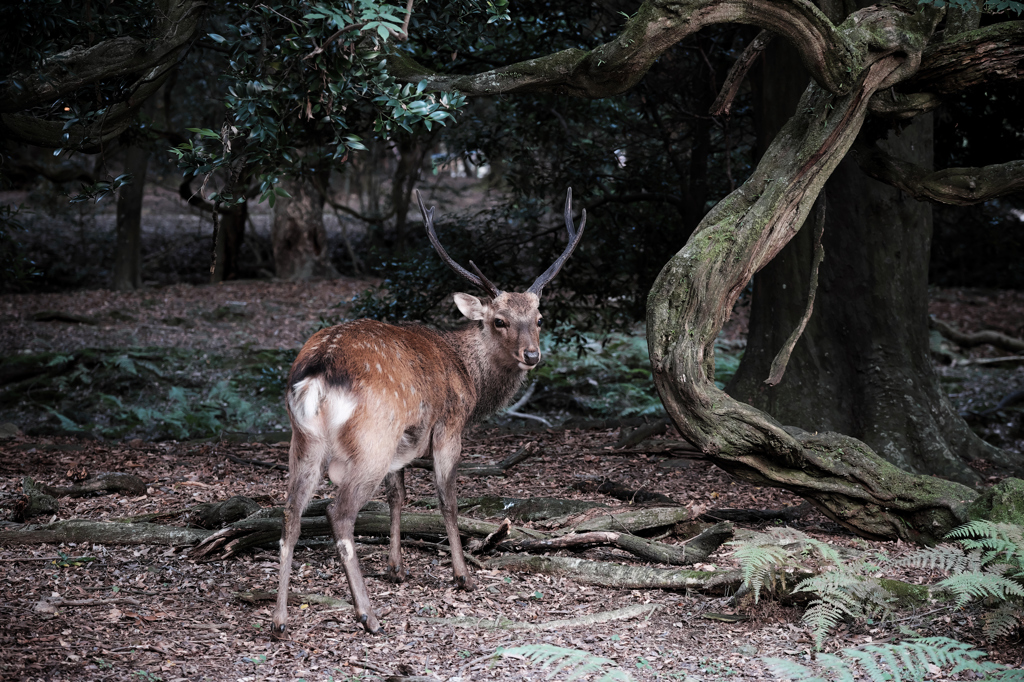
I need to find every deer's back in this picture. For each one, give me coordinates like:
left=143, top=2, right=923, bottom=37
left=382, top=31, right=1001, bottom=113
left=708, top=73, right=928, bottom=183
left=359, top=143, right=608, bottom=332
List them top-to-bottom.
left=287, top=319, right=476, bottom=437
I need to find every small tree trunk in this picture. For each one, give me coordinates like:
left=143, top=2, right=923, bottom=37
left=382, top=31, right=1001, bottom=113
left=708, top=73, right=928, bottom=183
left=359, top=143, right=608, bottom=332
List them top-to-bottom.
left=391, top=135, right=429, bottom=252
left=112, top=146, right=149, bottom=291
left=271, top=176, right=338, bottom=281
left=210, top=201, right=247, bottom=283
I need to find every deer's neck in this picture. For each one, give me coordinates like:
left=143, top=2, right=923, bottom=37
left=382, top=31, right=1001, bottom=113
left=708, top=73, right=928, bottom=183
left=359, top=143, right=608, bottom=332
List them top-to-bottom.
left=443, top=324, right=527, bottom=421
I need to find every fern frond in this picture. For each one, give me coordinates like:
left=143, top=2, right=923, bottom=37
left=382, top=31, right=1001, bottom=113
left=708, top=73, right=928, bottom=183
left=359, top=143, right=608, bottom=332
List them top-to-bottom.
left=732, top=543, right=790, bottom=602
left=899, top=544, right=984, bottom=573
left=938, top=572, right=1024, bottom=608
left=802, top=600, right=848, bottom=650
left=982, top=601, right=1023, bottom=642
left=764, top=637, right=1010, bottom=682
left=500, top=644, right=634, bottom=681
left=762, top=657, right=827, bottom=682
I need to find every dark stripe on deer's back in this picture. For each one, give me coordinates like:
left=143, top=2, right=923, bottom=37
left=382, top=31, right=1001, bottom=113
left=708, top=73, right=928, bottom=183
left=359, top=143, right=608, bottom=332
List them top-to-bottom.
left=288, top=352, right=353, bottom=390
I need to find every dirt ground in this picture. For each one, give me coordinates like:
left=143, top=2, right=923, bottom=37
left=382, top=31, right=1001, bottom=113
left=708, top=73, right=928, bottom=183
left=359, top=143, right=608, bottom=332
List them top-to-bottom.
left=1, top=280, right=1023, bottom=681
left=3, top=428, right=1022, bottom=682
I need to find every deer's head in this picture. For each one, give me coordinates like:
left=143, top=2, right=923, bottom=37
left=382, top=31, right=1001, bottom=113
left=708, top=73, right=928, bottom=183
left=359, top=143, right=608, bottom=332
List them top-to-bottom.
left=417, top=189, right=586, bottom=371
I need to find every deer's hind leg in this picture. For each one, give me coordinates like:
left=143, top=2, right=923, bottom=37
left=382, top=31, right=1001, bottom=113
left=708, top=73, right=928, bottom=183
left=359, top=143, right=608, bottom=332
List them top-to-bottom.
left=272, top=418, right=328, bottom=636
left=327, top=420, right=398, bottom=633
left=384, top=470, right=409, bottom=583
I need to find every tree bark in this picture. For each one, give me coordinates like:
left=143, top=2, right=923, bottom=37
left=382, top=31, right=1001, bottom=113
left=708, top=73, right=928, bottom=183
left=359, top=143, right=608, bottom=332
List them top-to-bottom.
left=728, top=22, right=1015, bottom=486
left=112, top=145, right=149, bottom=291
left=271, top=176, right=338, bottom=281
left=210, top=201, right=248, bottom=283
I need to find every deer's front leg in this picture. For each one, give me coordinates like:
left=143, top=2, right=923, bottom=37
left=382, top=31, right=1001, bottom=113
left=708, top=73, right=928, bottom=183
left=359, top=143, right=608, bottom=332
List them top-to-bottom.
left=432, top=433, right=474, bottom=591
left=384, top=470, right=409, bottom=583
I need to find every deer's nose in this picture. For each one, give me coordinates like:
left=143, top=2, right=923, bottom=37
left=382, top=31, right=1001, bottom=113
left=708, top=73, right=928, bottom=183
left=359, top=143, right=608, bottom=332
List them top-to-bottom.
left=523, top=350, right=540, bottom=366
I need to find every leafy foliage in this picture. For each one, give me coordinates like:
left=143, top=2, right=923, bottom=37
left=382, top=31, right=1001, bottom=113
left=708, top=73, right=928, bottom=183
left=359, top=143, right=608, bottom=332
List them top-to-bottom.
left=172, top=0, right=496, bottom=203
left=0, top=348, right=293, bottom=440
left=765, top=636, right=1021, bottom=682
left=498, top=644, right=634, bottom=681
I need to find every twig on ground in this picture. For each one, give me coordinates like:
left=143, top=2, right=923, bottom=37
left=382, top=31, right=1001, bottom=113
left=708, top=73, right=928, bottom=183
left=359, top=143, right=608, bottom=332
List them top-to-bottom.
left=930, top=317, right=1024, bottom=354
left=226, top=453, right=287, bottom=470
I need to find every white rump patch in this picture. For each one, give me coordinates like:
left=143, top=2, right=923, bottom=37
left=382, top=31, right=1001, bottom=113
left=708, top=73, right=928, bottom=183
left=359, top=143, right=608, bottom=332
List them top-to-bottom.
left=289, top=378, right=357, bottom=435
left=325, top=389, right=357, bottom=431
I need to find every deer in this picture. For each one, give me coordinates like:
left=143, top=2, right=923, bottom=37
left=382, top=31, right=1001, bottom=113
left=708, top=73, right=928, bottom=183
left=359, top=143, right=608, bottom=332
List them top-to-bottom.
left=272, top=188, right=586, bottom=636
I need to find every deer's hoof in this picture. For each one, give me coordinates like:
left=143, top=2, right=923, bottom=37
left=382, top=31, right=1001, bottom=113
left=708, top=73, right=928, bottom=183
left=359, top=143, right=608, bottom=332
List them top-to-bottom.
left=385, top=565, right=409, bottom=583
left=455, top=574, right=475, bottom=591
left=358, top=612, right=382, bottom=634
left=270, top=622, right=287, bottom=639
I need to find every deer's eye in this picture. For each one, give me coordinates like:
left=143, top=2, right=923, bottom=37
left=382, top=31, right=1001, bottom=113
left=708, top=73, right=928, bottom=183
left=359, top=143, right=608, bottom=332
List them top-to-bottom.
left=494, top=318, right=508, bottom=329
left=537, top=318, right=543, bottom=328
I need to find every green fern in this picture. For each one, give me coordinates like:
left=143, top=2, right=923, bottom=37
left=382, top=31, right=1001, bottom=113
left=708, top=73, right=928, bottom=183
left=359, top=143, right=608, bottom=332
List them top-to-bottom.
left=901, top=519, right=1024, bottom=640
left=729, top=527, right=843, bottom=603
left=731, top=528, right=893, bottom=649
left=983, top=602, right=1024, bottom=642
left=764, top=636, right=1017, bottom=682
left=498, top=644, right=634, bottom=681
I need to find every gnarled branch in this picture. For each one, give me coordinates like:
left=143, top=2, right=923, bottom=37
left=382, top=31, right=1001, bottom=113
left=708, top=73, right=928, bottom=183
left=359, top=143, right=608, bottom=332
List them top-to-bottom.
left=388, top=0, right=856, bottom=99
left=853, top=143, right=1024, bottom=205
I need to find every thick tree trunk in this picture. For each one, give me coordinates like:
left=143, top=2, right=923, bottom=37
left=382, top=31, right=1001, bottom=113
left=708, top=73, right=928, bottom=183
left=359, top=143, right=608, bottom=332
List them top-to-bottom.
left=729, top=43, right=1014, bottom=486
left=647, top=47, right=982, bottom=543
left=112, top=145, right=149, bottom=291
left=271, top=176, right=337, bottom=281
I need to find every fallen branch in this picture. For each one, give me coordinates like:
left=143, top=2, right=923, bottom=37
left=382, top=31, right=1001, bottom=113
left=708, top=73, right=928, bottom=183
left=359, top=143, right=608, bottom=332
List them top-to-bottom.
left=929, top=317, right=1024, bottom=354
left=975, top=388, right=1024, bottom=417
left=613, top=418, right=670, bottom=449
left=409, top=442, right=539, bottom=477
left=225, top=453, right=287, bottom=471
left=33, top=472, right=147, bottom=498
left=14, top=477, right=59, bottom=521
left=573, top=479, right=677, bottom=505
left=700, top=503, right=811, bottom=524
left=574, top=506, right=692, bottom=533
left=0, top=520, right=211, bottom=546
left=500, top=522, right=733, bottom=566
left=488, top=555, right=742, bottom=591
left=236, top=590, right=351, bottom=609
left=413, top=603, right=662, bottom=631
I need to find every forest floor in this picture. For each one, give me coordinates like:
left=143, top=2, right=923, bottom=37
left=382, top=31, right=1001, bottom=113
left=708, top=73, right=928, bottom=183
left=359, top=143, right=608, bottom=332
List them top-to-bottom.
left=0, top=280, right=1022, bottom=681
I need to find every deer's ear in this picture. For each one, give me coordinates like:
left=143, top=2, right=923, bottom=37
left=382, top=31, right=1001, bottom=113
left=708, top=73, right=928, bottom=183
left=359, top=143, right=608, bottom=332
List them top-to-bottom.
left=453, top=293, right=487, bottom=321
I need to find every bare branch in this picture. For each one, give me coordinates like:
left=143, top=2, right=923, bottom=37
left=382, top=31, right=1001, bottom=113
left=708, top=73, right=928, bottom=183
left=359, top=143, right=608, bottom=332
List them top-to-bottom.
left=710, top=30, right=773, bottom=116
left=852, top=143, right=1024, bottom=205
left=765, top=195, right=825, bottom=387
